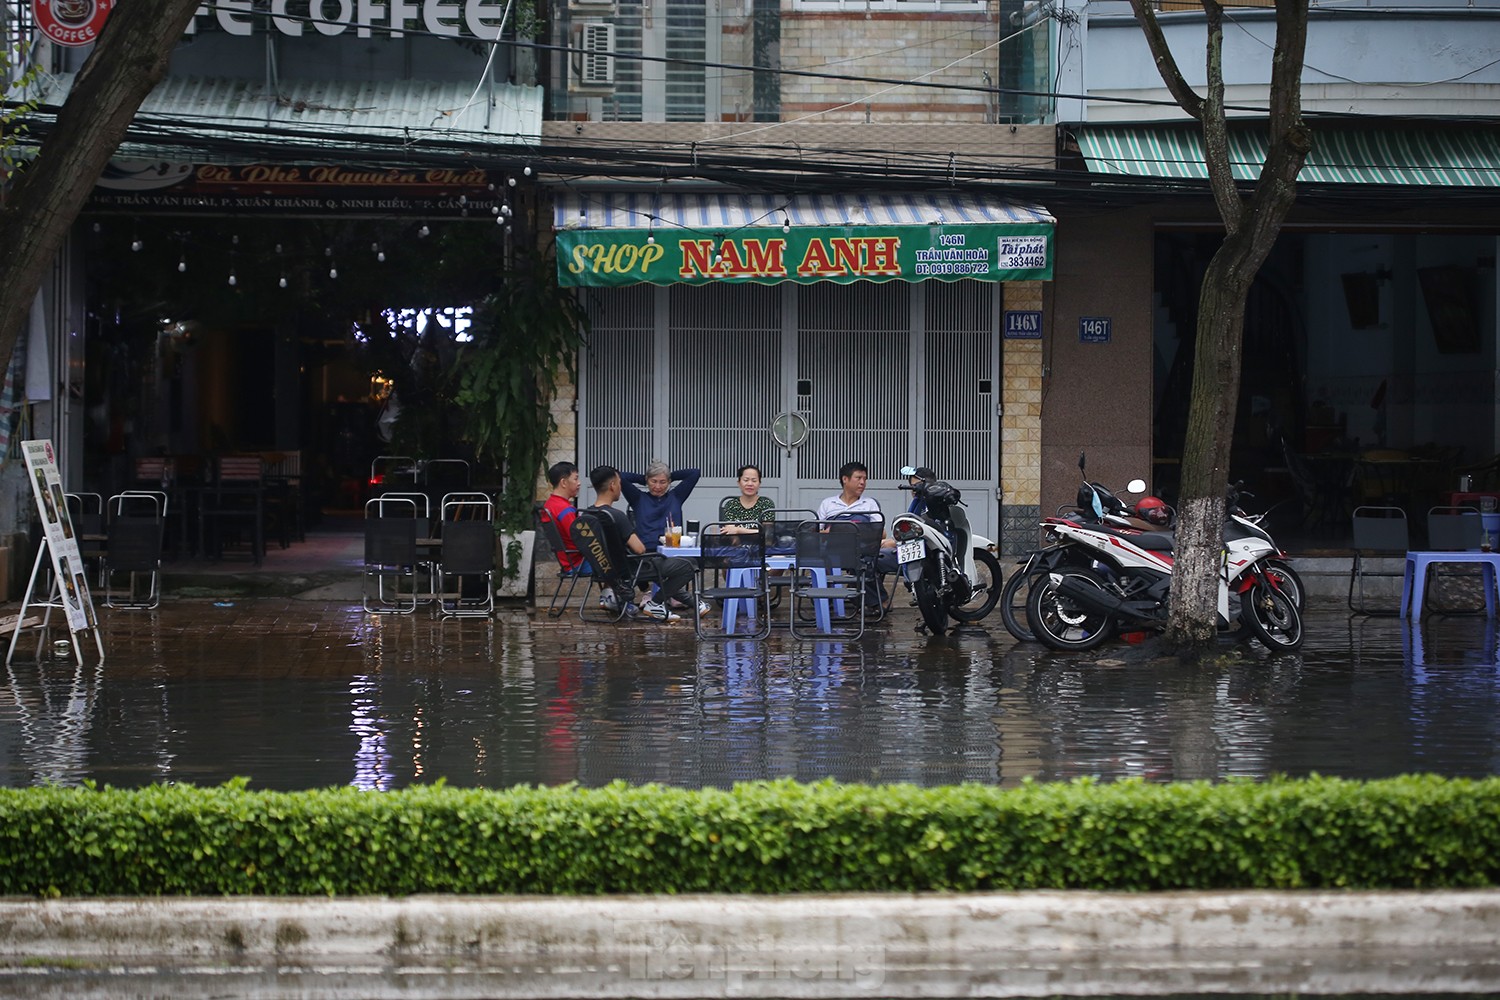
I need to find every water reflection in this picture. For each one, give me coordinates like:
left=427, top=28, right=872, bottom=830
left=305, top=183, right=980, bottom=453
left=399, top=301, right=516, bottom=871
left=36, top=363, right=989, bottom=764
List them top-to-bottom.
left=1, top=605, right=1499, bottom=790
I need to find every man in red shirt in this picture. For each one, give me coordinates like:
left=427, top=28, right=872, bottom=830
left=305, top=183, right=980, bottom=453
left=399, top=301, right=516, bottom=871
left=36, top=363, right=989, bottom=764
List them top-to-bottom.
left=542, top=461, right=583, bottom=571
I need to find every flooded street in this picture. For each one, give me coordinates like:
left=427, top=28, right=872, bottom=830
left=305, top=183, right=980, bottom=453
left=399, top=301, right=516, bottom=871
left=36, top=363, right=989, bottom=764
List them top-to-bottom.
left=3, top=602, right=1497, bottom=792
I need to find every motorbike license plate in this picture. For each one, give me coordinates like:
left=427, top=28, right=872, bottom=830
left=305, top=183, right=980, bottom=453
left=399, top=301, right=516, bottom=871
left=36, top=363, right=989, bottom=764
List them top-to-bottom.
left=897, top=539, right=925, bottom=564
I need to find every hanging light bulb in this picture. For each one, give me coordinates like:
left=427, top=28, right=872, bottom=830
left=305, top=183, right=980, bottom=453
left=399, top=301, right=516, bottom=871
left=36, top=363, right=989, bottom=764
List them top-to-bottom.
left=523, top=165, right=532, bottom=176
left=507, top=176, right=517, bottom=187
left=459, top=195, right=467, bottom=205
left=501, top=204, right=511, bottom=216
left=491, top=206, right=501, bottom=216
left=782, top=215, right=791, bottom=234
left=92, top=222, right=101, bottom=233
left=418, top=225, right=430, bottom=237
left=647, top=233, right=655, bottom=245
left=232, top=234, right=240, bottom=245
left=131, top=238, right=143, bottom=252
left=370, top=241, right=379, bottom=252
left=275, top=243, right=283, bottom=254
left=377, top=250, right=386, bottom=262
left=178, top=257, right=187, bottom=273
left=329, top=265, right=338, bottom=279
left=228, top=270, right=237, bottom=287
left=278, top=274, right=288, bottom=289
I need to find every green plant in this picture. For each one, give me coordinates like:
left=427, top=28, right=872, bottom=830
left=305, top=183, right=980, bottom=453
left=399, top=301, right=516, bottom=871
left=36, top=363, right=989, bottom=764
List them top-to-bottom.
left=1, top=47, right=43, bottom=195
left=453, top=250, right=587, bottom=535
left=2, top=776, right=1499, bottom=897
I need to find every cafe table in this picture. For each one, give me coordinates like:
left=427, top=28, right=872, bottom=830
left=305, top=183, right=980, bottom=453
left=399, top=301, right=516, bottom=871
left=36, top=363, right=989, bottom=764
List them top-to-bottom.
left=660, top=543, right=834, bottom=634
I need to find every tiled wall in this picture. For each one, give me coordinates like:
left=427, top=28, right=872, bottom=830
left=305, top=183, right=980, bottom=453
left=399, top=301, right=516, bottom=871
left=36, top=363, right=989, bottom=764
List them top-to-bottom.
left=1001, top=279, right=1043, bottom=556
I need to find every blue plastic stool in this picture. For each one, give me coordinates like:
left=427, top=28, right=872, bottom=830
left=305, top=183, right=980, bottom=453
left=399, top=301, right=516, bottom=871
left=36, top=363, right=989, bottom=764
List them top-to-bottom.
left=1400, top=551, right=1500, bottom=618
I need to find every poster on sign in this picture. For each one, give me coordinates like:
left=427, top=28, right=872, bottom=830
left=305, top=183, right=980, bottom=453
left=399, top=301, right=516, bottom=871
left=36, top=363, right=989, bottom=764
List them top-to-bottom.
left=21, top=440, right=98, bottom=634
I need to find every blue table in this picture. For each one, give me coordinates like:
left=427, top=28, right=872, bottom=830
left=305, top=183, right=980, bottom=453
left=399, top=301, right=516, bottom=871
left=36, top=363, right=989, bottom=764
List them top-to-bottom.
left=665, top=547, right=834, bottom=634
left=1400, top=550, right=1500, bottom=619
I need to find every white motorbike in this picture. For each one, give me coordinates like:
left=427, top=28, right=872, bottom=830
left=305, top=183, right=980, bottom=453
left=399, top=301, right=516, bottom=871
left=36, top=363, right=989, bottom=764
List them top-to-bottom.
left=890, top=472, right=1003, bottom=636
left=1025, top=475, right=1303, bottom=653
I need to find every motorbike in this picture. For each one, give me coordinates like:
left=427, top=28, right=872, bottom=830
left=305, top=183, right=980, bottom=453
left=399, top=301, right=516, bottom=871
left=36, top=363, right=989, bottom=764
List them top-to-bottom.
left=1023, top=457, right=1304, bottom=652
left=999, top=462, right=1154, bottom=643
left=890, top=473, right=1003, bottom=636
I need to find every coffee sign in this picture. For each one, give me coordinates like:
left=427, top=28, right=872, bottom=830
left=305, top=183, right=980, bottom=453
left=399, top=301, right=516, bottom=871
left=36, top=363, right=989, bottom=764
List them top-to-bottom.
left=33, top=0, right=114, bottom=46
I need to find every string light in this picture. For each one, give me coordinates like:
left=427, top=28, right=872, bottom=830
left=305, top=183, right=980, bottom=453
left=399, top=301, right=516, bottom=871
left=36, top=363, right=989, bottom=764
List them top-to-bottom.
left=523, top=165, right=532, bottom=176
left=507, top=176, right=516, bottom=187
left=783, top=215, right=791, bottom=234
left=418, top=225, right=430, bottom=237
left=131, top=238, right=143, bottom=252
left=178, top=257, right=187, bottom=273
left=329, top=264, right=339, bottom=279
left=228, top=270, right=237, bottom=287
left=278, top=273, right=288, bottom=288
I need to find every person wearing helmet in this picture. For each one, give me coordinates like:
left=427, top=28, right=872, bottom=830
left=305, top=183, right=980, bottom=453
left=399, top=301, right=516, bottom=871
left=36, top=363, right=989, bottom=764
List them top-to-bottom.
left=901, top=465, right=937, bottom=515
left=1135, top=495, right=1172, bottom=527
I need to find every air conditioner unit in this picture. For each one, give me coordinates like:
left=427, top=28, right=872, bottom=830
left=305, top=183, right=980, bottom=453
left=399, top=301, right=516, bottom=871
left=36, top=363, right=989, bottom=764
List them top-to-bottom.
left=569, top=21, right=615, bottom=93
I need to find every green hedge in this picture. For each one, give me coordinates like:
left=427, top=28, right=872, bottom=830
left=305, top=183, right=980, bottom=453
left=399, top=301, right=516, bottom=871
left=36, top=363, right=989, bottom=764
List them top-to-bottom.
left=1, top=775, right=1497, bottom=897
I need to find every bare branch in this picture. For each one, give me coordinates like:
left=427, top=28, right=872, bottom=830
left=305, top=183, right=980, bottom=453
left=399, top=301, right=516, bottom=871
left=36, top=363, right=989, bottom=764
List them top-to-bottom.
left=1125, top=0, right=1205, bottom=120
left=1200, top=1, right=1246, bottom=233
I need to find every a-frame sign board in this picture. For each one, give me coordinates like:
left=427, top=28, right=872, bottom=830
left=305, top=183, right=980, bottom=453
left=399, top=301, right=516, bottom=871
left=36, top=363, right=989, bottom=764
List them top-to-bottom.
left=5, top=440, right=104, bottom=665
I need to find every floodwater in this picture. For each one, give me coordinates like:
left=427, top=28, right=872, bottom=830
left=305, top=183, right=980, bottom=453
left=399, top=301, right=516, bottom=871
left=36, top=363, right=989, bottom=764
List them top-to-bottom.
left=2, top=603, right=1497, bottom=791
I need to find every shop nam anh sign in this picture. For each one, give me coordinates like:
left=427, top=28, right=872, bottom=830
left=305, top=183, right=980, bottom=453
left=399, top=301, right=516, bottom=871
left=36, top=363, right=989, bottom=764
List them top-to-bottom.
left=556, top=224, right=1053, bottom=287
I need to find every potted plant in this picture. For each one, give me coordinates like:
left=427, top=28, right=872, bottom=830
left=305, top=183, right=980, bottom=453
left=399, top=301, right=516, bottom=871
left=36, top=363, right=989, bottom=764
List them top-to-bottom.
left=453, top=251, right=586, bottom=599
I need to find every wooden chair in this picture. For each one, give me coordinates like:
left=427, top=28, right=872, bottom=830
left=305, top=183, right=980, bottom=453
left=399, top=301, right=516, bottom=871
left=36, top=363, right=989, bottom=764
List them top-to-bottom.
left=198, top=456, right=264, bottom=564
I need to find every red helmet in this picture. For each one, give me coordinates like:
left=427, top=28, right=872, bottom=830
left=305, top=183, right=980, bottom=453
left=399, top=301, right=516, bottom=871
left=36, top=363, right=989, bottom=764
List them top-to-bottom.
left=1136, top=496, right=1171, bottom=526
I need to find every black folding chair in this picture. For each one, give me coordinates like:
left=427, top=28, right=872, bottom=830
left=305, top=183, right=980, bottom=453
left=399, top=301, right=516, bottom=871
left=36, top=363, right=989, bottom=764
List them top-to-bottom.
left=101, top=492, right=165, bottom=610
left=435, top=493, right=494, bottom=618
left=363, top=496, right=422, bottom=614
left=535, top=502, right=590, bottom=618
left=1349, top=505, right=1409, bottom=616
left=571, top=509, right=649, bottom=623
left=790, top=520, right=867, bottom=640
left=693, top=524, right=770, bottom=640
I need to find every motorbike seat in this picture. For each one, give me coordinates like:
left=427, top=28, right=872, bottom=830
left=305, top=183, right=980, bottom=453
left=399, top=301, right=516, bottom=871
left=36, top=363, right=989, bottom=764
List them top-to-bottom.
left=1097, top=525, right=1175, bottom=551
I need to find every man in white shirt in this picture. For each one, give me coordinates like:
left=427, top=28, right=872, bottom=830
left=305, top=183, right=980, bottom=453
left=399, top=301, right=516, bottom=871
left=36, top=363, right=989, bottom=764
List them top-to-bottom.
left=817, top=461, right=897, bottom=608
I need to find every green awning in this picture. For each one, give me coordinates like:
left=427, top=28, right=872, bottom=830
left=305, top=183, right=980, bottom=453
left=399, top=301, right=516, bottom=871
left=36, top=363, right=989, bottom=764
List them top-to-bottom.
left=1076, top=125, right=1500, bottom=187
left=553, top=191, right=1054, bottom=287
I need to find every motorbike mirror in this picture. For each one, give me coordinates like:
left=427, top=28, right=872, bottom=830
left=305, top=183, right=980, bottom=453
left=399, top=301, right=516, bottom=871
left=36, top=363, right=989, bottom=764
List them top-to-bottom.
left=1126, top=478, right=1147, bottom=494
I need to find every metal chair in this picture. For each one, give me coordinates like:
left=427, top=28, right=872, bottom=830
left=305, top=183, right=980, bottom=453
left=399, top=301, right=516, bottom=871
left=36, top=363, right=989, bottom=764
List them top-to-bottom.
left=198, top=456, right=265, bottom=564
left=101, top=491, right=165, bottom=609
left=65, top=492, right=106, bottom=583
left=435, top=493, right=494, bottom=618
left=363, top=496, right=422, bottom=614
left=535, top=502, right=590, bottom=618
left=1349, top=505, right=1409, bottom=616
left=570, top=508, right=649, bottom=623
left=790, top=520, right=867, bottom=640
left=693, top=523, right=771, bottom=640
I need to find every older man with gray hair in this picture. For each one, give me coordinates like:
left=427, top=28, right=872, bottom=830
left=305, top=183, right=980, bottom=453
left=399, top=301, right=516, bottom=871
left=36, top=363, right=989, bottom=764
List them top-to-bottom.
left=620, top=459, right=700, bottom=548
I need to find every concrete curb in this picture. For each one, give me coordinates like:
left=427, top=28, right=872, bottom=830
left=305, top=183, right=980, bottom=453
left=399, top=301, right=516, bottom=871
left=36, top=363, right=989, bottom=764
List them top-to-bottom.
left=2, top=891, right=1498, bottom=997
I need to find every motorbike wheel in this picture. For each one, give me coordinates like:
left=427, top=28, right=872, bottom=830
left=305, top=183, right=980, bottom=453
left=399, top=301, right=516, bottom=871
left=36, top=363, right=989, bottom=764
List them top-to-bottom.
left=949, top=548, right=1003, bottom=623
left=1230, top=558, right=1306, bottom=641
left=1263, top=559, right=1305, bottom=612
left=999, top=565, right=1042, bottom=642
left=1026, top=568, right=1116, bottom=651
left=913, top=570, right=948, bottom=636
left=1241, top=580, right=1304, bottom=652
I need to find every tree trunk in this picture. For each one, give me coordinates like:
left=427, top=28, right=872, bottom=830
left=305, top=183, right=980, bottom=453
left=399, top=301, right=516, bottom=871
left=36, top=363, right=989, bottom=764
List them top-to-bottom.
left=0, top=0, right=202, bottom=369
left=1162, top=238, right=1254, bottom=651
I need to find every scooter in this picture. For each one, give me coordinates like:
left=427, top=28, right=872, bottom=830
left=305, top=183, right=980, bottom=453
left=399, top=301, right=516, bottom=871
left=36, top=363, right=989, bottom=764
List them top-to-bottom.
left=1024, top=468, right=1303, bottom=652
left=890, top=472, right=1003, bottom=636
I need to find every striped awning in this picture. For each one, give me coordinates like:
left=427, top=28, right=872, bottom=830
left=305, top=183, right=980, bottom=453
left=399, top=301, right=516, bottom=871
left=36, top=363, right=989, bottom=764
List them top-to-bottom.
left=1077, top=125, right=1500, bottom=187
left=552, top=191, right=1055, bottom=232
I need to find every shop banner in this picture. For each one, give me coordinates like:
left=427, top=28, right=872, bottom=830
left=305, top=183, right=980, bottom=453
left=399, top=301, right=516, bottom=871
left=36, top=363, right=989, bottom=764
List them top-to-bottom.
left=556, top=223, right=1053, bottom=287
left=22, top=440, right=98, bottom=635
